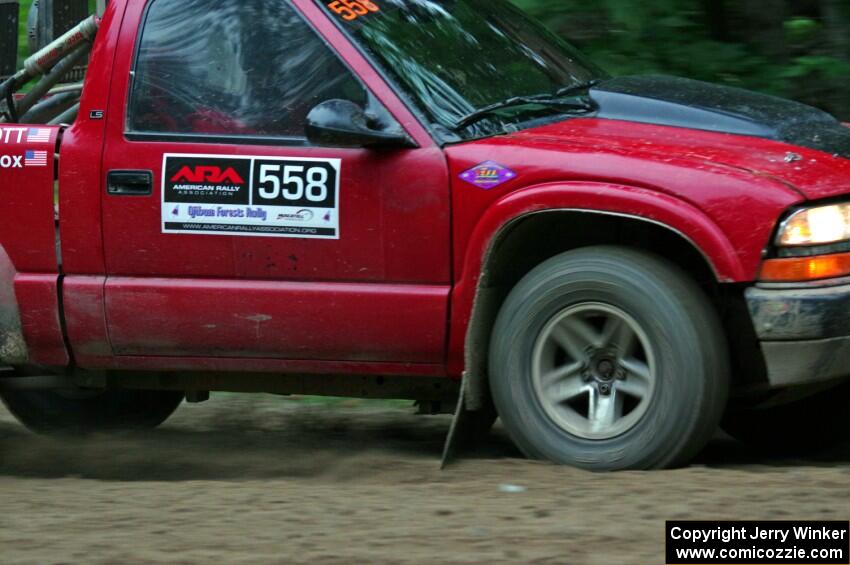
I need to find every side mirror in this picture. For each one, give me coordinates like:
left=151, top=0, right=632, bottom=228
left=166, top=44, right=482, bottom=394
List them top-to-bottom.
left=305, top=99, right=415, bottom=149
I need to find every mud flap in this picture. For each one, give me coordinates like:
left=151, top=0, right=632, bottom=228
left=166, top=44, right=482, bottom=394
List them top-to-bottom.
left=441, top=372, right=471, bottom=469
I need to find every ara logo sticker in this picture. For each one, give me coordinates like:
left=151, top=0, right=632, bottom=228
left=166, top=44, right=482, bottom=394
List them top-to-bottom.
left=459, top=161, right=516, bottom=190
left=170, top=165, right=246, bottom=185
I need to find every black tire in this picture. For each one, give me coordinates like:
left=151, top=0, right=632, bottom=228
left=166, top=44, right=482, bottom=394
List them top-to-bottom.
left=489, top=246, right=729, bottom=471
left=722, top=382, right=850, bottom=454
left=0, top=388, right=184, bottom=434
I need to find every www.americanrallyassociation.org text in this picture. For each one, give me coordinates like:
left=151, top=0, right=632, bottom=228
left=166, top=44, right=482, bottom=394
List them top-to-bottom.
left=670, top=525, right=848, bottom=545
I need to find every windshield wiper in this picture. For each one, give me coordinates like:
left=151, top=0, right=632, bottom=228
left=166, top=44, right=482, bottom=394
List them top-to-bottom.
left=553, top=78, right=604, bottom=98
left=452, top=81, right=601, bottom=131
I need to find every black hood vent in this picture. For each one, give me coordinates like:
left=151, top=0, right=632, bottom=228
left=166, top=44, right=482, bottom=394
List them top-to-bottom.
left=589, top=75, right=850, bottom=157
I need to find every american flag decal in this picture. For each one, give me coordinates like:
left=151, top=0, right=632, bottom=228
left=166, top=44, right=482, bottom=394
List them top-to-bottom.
left=26, top=128, right=51, bottom=143
left=25, top=150, right=47, bottom=167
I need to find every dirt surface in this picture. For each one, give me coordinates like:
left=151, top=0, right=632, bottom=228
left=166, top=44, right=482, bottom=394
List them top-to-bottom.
left=1, top=394, right=849, bottom=564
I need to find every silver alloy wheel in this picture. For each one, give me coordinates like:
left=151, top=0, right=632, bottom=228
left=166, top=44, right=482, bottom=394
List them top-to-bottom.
left=531, top=302, right=656, bottom=440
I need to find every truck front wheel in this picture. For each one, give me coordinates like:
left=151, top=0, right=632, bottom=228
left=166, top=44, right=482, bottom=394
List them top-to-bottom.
left=489, top=246, right=729, bottom=471
left=0, top=388, right=184, bottom=434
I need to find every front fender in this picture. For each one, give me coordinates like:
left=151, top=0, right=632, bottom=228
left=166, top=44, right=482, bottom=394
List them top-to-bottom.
left=447, top=181, right=749, bottom=376
left=0, top=246, right=28, bottom=365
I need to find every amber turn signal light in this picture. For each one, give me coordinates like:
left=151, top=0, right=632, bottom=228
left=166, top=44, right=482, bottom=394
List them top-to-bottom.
left=759, top=252, right=850, bottom=282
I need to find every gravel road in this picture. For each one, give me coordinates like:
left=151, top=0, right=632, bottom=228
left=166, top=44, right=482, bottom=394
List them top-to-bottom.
left=1, top=394, right=849, bottom=564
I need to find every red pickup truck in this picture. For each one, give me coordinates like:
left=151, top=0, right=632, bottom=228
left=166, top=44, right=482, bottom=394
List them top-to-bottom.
left=2, top=0, right=850, bottom=471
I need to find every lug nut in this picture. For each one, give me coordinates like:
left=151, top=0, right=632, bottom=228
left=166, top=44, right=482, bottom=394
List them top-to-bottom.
left=599, top=383, right=612, bottom=395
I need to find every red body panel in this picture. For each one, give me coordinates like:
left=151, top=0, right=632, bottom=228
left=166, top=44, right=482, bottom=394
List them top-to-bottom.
left=4, top=0, right=850, bottom=383
left=58, top=0, right=125, bottom=275
left=88, top=0, right=451, bottom=366
left=446, top=119, right=806, bottom=283
left=0, top=125, right=59, bottom=273
left=0, top=125, right=67, bottom=366
left=100, top=144, right=450, bottom=283
left=14, top=274, right=67, bottom=366
left=62, top=276, right=109, bottom=360
left=104, top=278, right=447, bottom=362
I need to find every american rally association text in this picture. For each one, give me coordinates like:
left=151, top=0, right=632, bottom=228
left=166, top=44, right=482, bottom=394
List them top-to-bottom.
left=670, top=525, right=848, bottom=545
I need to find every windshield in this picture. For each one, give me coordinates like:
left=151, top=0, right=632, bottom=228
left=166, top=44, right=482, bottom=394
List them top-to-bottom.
left=317, top=0, right=606, bottom=142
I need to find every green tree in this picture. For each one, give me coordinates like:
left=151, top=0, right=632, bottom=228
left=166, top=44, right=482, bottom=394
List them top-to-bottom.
left=13, top=0, right=850, bottom=119
left=513, top=0, right=850, bottom=119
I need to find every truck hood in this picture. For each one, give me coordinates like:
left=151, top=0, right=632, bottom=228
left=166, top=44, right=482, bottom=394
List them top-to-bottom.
left=589, top=75, right=850, bottom=160
left=480, top=76, right=850, bottom=202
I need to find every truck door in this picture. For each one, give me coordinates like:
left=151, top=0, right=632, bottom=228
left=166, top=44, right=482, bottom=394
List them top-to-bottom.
left=99, top=0, right=451, bottom=364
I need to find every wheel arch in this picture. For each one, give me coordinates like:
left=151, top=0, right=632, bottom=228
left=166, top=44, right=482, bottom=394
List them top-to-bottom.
left=450, top=183, right=749, bottom=409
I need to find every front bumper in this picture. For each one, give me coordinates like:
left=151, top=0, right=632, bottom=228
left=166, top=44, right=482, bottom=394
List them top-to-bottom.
left=747, top=282, right=850, bottom=387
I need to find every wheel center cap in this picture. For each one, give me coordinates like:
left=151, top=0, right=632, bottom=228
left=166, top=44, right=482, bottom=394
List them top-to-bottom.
left=594, top=358, right=617, bottom=381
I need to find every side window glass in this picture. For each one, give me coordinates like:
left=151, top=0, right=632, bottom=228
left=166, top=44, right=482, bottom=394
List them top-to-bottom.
left=128, top=0, right=368, bottom=139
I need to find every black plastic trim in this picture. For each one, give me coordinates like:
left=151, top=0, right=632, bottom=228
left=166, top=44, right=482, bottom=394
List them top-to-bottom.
left=125, top=131, right=310, bottom=147
left=107, top=169, right=153, bottom=195
left=747, top=283, right=850, bottom=341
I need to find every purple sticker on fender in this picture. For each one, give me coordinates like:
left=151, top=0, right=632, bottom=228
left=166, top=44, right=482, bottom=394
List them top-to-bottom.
left=459, top=161, right=517, bottom=189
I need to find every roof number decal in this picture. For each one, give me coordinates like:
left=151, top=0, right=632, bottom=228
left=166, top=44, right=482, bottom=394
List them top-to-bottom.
left=327, top=0, right=380, bottom=22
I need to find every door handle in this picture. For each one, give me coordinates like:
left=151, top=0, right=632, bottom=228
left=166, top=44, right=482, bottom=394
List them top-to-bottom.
left=107, top=170, right=153, bottom=196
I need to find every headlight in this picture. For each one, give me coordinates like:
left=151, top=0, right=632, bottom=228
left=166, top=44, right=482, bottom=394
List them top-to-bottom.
left=777, top=203, right=850, bottom=246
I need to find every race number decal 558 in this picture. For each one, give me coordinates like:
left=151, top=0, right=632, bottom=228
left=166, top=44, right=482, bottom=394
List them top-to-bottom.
left=327, top=0, right=379, bottom=21
left=162, top=154, right=341, bottom=239
left=255, top=162, right=335, bottom=208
